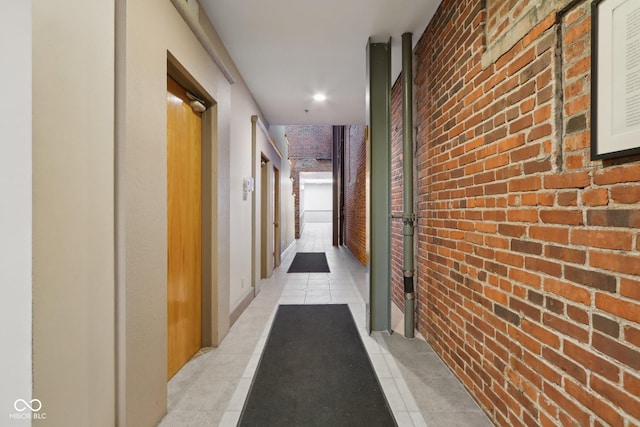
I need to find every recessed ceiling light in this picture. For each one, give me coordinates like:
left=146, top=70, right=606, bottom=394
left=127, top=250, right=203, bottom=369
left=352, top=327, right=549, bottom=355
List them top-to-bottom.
left=313, top=93, right=326, bottom=102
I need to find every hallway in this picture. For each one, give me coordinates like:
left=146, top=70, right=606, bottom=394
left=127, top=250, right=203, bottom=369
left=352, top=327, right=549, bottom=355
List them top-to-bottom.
left=8, top=1, right=639, bottom=425
left=160, top=223, right=492, bottom=426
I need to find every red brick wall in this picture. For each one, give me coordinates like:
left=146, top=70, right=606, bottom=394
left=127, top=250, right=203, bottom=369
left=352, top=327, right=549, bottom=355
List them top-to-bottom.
left=410, top=0, right=640, bottom=425
left=391, top=80, right=405, bottom=309
left=286, top=125, right=333, bottom=160
left=344, top=125, right=367, bottom=265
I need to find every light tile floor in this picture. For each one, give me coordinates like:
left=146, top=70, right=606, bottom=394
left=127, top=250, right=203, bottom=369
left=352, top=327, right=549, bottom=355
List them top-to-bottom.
left=159, top=223, right=493, bottom=427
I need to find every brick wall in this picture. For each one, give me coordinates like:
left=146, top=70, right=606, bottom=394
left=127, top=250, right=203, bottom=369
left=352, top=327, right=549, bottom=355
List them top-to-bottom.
left=410, top=0, right=640, bottom=425
left=486, top=0, right=536, bottom=45
left=391, top=80, right=405, bottom=309
left=344, top=124, right=367, bottom=265
left=286, top=125, right=334, bottom=238
left=286, top=125, right=333, bottom=160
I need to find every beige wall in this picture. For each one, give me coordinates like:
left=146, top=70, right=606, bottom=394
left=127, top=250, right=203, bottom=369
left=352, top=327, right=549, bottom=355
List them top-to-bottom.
left=30, top=0, right=283, bottom=424
left=117, top=0, right=232, bottom=425
left=117, top=0, right=275, bottom=425
left=32, top=1, right=115, bottom=426
left=1, top=2, right=32, bottom=425
left=227, top=26, right=295, bottom=313
left=229, top=83, right=259, bottom=311
left=253, top=118, right=284, bottom=289
left=270, top=126, right=296, bottom=254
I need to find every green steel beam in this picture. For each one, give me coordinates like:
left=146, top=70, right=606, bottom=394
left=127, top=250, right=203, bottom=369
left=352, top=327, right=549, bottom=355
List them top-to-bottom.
left=366, top=39, right=391, bottom=333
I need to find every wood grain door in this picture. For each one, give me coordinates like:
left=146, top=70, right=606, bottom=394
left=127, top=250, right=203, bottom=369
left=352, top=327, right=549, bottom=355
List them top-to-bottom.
left=167, top=76, right=202, bottom=379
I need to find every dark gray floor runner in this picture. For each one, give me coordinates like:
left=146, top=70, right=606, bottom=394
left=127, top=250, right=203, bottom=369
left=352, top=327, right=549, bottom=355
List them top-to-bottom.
left=287, top=252, right=330, bottom=273
left=238, top=304, right=397, bottom=427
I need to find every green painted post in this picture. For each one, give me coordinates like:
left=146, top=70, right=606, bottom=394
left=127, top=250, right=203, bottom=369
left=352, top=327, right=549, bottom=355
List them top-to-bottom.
left=402, top=32, right=415, bottom=339
left=366, top=39, right=391, bottom=333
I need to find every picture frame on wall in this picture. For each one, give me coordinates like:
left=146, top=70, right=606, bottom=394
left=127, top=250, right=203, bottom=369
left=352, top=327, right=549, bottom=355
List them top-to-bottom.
left=591, top=0, right=640, bottom=160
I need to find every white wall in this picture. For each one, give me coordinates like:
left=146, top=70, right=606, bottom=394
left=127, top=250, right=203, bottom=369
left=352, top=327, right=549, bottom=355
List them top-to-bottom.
left=0, top=3, right=32, bottom=425
left=302, top=181, right=333, bottom=223
left=304, top=183, right=333, bottom=211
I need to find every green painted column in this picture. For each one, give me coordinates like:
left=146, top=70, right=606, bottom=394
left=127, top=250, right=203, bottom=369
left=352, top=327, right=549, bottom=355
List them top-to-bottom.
left=366, top=39, right=391, bottom=333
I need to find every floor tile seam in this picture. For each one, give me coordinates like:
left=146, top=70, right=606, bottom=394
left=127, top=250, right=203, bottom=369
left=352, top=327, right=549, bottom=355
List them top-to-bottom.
left=219, top=310, right=277, bottom=412
left=218, top=332, right=264, bottom=340
left=365, top=334, right=418, bottom=411
left=368, top=336, right=446, bottom=420
left=381, top=338, right=458, bottom=390
left=199, top=351, right=253, bottom=361
left=211, top=352, right=259, bottom=360
left=369, top=353, right=393, bottom=378
left=381, top=353, right=406, bottom=379
left=374, top=354, right=420, bottom=411
left=167, top=362, right=210, bottom=404
left=191, top=374, right=247, bottom=381
left=402, top=375, right=458, bottom=382
left=379, top=376, right=408, bottom=412
left=392, top=377, right=420, bottom=412
left=225, top=379, right=252, bottom=412
left=170, top=394, right=235, bottom=414
left=412, top=405, right=487, bottom=420
left=164, top=408, right=222, bottom=413
left=219, top=410, right=242, bottom=423
left=390, top=410, right=418, bottom=427
left=408, top=412, right=428, bottom=427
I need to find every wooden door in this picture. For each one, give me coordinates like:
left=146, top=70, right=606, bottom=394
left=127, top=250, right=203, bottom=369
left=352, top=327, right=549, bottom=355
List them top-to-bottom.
left=167, top=76, right=202, bottom=379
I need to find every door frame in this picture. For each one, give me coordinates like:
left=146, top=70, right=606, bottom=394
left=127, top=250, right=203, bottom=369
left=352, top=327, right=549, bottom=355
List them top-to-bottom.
left=167, top=56, right=220, bottom=348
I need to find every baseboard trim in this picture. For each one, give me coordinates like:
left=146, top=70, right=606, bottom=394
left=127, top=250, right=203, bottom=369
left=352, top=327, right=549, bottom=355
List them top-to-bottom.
left=281, top=239, right=296, bottom=261
left=230, top=289, right=254, bottom=327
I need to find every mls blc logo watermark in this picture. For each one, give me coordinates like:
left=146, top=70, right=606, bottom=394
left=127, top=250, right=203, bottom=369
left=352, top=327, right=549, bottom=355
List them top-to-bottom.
left=9, top=399, right=47, bottom=420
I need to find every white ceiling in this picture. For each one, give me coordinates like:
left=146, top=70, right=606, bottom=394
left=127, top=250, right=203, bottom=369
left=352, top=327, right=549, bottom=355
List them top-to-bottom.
left=200, top=0, right=442, bottom=126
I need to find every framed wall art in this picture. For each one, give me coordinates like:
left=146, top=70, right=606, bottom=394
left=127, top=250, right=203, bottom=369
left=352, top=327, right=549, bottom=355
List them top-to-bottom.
left=591, top=0, right=640, bottom=159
